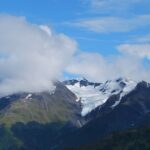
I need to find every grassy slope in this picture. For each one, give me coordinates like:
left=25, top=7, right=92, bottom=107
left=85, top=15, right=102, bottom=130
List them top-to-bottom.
left=0, top=97, right=72, bottom=127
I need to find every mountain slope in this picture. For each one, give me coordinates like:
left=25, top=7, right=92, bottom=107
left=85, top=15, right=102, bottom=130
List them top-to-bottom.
left=0, top=81, right=82, bottom=127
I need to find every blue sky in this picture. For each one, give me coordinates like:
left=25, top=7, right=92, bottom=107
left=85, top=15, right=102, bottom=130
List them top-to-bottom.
left=0, top=0, right=150, bottom=82
left=0, top=0, right=150, bottom=56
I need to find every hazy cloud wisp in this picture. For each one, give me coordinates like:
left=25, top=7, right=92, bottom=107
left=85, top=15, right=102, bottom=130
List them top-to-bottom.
left=86, top=0, right=146, bottom=13
left=69, top=15, right=150, bottom=33
left=66, top=49, right=150, bottom=82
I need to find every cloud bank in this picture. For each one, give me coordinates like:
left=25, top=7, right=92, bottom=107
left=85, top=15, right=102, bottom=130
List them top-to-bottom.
left=84, top=0, right=148, bottom=14
left=0, top=14, right=77, bottom=96
left=66, top=46, right=150, bottom=83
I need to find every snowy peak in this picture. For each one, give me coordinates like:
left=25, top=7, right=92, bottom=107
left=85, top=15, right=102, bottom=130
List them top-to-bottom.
left=63, top=77, right=101, bottom=87
left=64, top=77, right=137, bottom=116
left=98, top=77, right=137, bottom=97
left=98, top=78, right=137, bottom=108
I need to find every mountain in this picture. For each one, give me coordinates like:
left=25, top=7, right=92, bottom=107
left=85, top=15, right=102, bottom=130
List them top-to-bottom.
left=0, top=77, right=150, bottom=150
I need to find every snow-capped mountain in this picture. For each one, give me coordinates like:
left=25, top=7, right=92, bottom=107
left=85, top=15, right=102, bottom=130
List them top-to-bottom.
left=1, top=77, right=150, bottom=150
left=64, top=77, right=137, bottom=116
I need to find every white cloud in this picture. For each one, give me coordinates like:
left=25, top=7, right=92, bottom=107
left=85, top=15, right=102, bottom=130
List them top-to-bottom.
left=92, top=0, right=141, bottom=8
left=0, top=14, right=77, bottom=97
left=70, top=15, right=150, bottom=33
left=118, top=44, right=150, bottom=59
left=66, top=50, right=150, bottom=83
left=66, top=52, right=108, bottom=81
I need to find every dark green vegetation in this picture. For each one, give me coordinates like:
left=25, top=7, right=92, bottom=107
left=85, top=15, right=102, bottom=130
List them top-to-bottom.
left=0, top=121, right=78, bottom=150
left=66, top=125, right=150, bottom=150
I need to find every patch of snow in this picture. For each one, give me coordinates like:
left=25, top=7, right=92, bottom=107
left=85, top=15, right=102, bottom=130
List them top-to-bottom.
left=111, top=79, right=137, bottom=108
left=120, top=79, right=137, bottom=99
left=146, top=82, right=150, bottom=88
left=49, top=86, right=56, bottom=95
left=25, top=94, right=32, bottom=99
left=111, top=100, right=120, bottom=108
